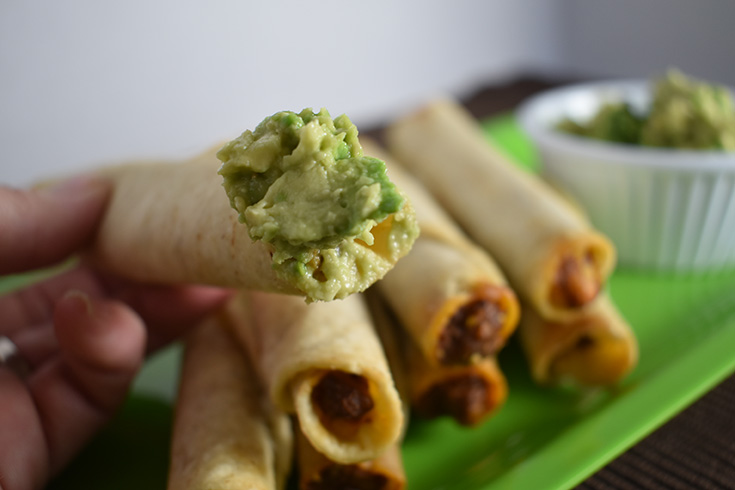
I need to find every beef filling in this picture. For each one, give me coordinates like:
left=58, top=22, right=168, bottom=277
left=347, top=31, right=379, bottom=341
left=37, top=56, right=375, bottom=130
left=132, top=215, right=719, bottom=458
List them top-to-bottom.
left=437, top=299, right=505, bottom=364
left=311, top=371, right=374, bottom=421
left=417, top=375, right=490, bottom=426
left=306, top=465, right=391, bottom=490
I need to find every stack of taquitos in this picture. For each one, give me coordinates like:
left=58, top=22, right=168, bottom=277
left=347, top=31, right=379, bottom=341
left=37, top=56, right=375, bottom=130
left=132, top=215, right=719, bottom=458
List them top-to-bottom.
left=384, top=98, right=637, bottom=387
left=363, top=139, right=514, bottom=424
left=168, top=290, right=410, bottom=490
left=227, top=290, right=407, bottom=489
left=370, top=290, right=508, bottom=426
left=296, top=292, right=410, bottom=490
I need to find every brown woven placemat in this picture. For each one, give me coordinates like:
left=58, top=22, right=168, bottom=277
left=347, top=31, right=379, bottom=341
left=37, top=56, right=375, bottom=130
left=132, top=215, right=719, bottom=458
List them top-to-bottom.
left=576, top=373, right=735, bottom=489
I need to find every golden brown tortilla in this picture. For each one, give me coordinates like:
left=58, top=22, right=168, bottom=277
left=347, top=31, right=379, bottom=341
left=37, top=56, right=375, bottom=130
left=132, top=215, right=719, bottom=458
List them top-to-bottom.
left=385, top=99, right=616, bottom=321
left=363, top=139, right=519, bottom=365
left=89, top=144, right=417, bottom=302
left=228, top=291, right=404, bottom=465
left=519, top=294, right=638, bottom=386
left=168, top=312, right=292, bottom=490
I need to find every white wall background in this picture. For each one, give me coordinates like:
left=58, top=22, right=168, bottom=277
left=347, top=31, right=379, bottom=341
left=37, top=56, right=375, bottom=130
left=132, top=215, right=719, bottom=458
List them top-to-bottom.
left=1, top=0, right=733, bottom=186
left=560, top=0, right=735, bottom=84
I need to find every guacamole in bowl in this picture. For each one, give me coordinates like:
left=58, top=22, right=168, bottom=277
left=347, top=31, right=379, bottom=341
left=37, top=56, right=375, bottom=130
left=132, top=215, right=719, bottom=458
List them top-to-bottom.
left=556, top=70, right=735, bottom=151
left=518, top=71, right=735, bottom=272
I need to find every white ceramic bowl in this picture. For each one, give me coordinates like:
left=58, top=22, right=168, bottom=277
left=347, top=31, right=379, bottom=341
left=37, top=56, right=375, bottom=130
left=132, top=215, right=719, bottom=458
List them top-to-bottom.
left=517, top=80, right=735, bottom=272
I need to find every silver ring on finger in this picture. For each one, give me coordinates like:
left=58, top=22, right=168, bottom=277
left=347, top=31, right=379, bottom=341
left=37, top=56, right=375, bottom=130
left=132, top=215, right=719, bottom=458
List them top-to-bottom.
left=0, top=335, right=30, bottom=380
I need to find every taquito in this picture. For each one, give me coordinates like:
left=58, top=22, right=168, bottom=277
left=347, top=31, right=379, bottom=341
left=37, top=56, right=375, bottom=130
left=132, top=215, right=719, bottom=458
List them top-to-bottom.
left=384, top=98, right=616, bottom=321
left=91, top=108, right=419, bottom=302
left=363, top=139, right=520, bottom=365
left=370, top=289, right=507, bottom=427
left=229, top=291, right=404, bottom=465
left=293, top=292, right=409, bottom=490
left=519, top=294, right=638, bottom=386
left=168, top=312, right=292, bottom=490
left=408, top=350, right=508, bottom=427
left=296, top=430, right=405, bottom=490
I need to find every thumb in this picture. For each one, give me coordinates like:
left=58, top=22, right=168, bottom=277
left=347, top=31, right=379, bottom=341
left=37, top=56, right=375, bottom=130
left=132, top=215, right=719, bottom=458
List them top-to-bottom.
left=0, top=176, right=110, bottom=275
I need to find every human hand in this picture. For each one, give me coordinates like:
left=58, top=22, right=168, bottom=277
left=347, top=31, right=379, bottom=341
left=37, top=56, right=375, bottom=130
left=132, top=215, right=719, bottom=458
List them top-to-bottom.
left=0, top=177, right=233, bottom=490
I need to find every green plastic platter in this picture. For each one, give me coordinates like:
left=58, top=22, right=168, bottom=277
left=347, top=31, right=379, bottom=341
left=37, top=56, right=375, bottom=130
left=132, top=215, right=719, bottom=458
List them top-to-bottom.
left=4, top=114, right=734, bottom=490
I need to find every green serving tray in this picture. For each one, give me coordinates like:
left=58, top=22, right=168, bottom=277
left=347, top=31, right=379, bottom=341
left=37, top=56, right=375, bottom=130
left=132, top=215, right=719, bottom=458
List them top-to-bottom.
left=5, top=115, right=734, bottom=490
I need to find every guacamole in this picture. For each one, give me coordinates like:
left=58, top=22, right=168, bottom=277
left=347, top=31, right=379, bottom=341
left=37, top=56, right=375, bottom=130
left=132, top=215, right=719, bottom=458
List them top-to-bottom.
left=557, top=70, right=735, bottom=150
left=217, top=108, right=419, bottom=301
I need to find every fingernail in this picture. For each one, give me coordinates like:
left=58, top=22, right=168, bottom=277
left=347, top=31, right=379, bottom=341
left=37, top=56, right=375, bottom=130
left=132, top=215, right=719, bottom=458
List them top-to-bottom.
left=39, top=175, right=108, bottom=200
left=61, top=290, right=94, bottom=317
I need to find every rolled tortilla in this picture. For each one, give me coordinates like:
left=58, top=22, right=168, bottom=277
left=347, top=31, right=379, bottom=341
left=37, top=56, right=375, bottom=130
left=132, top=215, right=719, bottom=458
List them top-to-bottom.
left=385, top=98, right=616, bottom=321
left=90, top=131, right=418, bottom=303
left=363, top=139, right=520, bottom=365
left=92, top=150, right=294, bottom=294
left=368, top=290, right=507, bottom=427
left=228, top=291, right=404, bottom=465
left=293, top=292, right=409, bottom=490
left=519, top=294, right=638, bottom=386
left=167, top=312, right=292, bottom=490
left=408, top=352, right=508, bottom=427
left=295, top=429, right=405, bottom=490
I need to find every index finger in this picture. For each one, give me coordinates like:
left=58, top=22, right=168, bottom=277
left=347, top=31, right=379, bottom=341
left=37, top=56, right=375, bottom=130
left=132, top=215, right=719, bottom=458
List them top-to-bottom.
left=0, top=177, right=110, bottom=275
